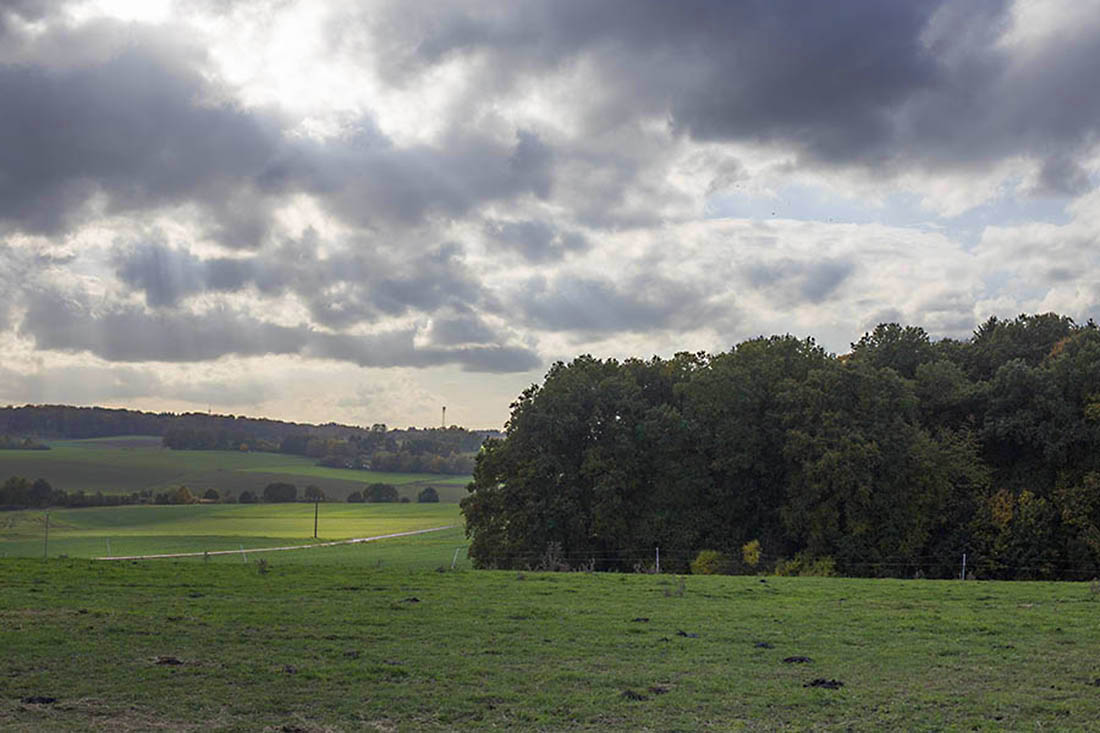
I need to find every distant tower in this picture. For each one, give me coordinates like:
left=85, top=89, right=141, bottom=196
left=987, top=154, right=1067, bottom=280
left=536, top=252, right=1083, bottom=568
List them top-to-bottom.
left=441, top=405, right=446, bottom=428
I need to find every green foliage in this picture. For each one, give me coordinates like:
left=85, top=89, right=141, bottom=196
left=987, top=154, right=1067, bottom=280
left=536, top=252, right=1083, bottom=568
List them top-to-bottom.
left=462, top=313, right=1100, bottom=579
left=849, top=323, right=935, bottom=379
left=262, top=482, right=297, bottom=503
left=365, top=483, right=398, bottom=503
left=304, top=484, right=325, bottom=502
left=155, top=486, right=198, bottom=505
left=417, top=486, right=440, bottom=503
left=238, top=490, right=257, bottom=504
left=346, top=491, right=364, bottom=503
left=741, top=539, right=762, bottom=569
left=689, top=549, right=730, bottom=575
left=774, top=553, right=837, bottom=577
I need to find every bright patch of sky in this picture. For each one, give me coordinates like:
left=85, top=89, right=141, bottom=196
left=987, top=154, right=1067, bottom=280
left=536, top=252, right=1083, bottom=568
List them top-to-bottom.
left=705, top=183, right=1073, bottom=249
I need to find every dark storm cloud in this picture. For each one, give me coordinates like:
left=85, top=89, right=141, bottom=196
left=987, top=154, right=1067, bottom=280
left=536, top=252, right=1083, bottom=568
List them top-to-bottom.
left=0, top=0, right=61, bottom=35
left=371, top=0, right=1100, bottom=180
left=0, top=20, right=559, bottom=247
left=0, top=31, right=284, bottom=242
left=302, top=128, right=554, bottom=229
left=1034, top=156, right=1093, bottom=197
left=483, top=219, right=588, bottom=262
left=113, top=237, right=492, bottom=328
left=113, top=242, right=254, bottom=307
left=745, top=258, right=856, bottom=305
left=514, top=273, right=722, bottom=334
left=18, top=288, right=539, bottom=372
left=21, top=291, right=307, bottom=362
left=423, top=305, right=503, bottom=346
left=311, top=330, right=540, bottom=372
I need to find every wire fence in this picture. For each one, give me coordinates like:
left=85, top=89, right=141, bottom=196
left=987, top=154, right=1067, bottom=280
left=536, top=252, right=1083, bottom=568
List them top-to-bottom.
left=459, top=546, right=1100, bottom=581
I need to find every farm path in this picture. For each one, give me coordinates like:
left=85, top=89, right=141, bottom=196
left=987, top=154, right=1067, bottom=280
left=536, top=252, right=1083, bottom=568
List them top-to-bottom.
left=93, top=525, right=457, bottom=561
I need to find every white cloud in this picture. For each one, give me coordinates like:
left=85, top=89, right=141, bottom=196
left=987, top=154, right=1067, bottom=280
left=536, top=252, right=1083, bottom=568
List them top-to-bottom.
left=3, top=0, right=1100, bottom=428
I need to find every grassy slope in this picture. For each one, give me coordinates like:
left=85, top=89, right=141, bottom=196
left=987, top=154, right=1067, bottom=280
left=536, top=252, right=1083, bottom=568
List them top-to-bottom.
left=0, top=437, right=471, bottom=501
left=0, top=503, right=462, bottom=559
left=1, top=559, right=1097, bottom=731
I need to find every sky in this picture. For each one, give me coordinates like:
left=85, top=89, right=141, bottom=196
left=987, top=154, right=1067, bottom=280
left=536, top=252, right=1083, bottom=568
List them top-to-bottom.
left=1, top=0, right=1099, bottom=429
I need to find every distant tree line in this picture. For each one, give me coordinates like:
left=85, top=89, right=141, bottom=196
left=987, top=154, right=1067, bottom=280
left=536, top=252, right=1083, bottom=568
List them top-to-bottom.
left=462, top=313, right=1100, bottom=580
left=0, top=405, right=492, bottom=476
left=164, top=425, right=477, bottom=475
left=0, top=477, right=171, bottom=508
left=1, top=477, right=440, bottom=508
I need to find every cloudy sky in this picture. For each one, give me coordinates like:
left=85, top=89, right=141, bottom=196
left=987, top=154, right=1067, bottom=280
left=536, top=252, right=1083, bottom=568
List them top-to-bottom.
left=1, top=0, right=1098, bottom=428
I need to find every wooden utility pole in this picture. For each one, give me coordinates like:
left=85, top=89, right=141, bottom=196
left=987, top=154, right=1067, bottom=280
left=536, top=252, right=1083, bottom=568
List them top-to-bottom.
left=314, top=501, right=319, bottom=539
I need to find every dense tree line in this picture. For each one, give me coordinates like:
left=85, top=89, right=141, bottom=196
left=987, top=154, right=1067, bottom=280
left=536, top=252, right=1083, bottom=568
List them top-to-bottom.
left=461, top=314, right=1100, bottom=580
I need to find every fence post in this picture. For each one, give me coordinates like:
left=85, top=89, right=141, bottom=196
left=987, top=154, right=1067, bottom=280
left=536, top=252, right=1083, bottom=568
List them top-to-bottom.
left=43, top=512, right=49, bottom=560
left=961, top=552, right=967, bottom=580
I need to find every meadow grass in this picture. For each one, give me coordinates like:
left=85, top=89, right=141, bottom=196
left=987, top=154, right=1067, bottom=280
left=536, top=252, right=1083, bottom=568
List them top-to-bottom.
left=0, top=437, right=471, bottom=501
left=0, top=503, right=462, bottom=559
left=1, top=557, right=1098, bottom=731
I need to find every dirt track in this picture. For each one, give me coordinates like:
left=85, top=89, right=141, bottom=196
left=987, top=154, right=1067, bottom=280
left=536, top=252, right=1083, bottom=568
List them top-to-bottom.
left=93, top=525, right=457, bottom=561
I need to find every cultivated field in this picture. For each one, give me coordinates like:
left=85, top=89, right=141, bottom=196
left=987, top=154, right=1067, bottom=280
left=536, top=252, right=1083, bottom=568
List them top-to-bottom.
left=0, top=436, right=471, bottom=501
left=0, top=503, right=463, bottom=560
left=1, top=555, right=1098, bottom=731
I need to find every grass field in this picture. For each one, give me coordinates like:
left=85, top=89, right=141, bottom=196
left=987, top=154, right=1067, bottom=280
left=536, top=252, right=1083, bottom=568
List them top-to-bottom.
left=0, top=436, right=472, bottom=502
left=0, top=503, right=463, bottom=560
left=1, top=557, right=1098, bottom=731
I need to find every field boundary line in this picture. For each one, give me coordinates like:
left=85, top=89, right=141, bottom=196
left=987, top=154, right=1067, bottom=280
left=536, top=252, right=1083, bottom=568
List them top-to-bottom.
left=93, top=525, right=458, bottom=561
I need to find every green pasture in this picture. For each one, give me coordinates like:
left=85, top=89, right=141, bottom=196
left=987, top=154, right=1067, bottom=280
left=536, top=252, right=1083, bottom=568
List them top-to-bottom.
left=0, top=436, right=471, bottom=501
left=0, top=503, right=462, bottom=560
left=2, top=561, right=1098, bottom=731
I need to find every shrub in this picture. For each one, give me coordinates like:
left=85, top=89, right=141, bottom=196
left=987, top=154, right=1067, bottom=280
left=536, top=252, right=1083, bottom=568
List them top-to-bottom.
left=262, top=482, right=297, bottom=503
left=364, top=483, right=398, bottom=503
left=304, top=485, right=325, bottom=502
left=154, top=486, right=199, bottom=505
left=417, top=486, right=440, bottom=503
left=202, top=489, right=220, bottom=502
left=239, top=490, right=258, bottom=504
left=347, top=491, right=364, bottom=503
left=400, top=496, right=410, bottom=503
left=741, top=539, right=762, bottom=569
left=535, top=541, right=570, bottom=572
left=690, top=549, right=731, bottom=575
left=774, top=553, right=837, bottom=577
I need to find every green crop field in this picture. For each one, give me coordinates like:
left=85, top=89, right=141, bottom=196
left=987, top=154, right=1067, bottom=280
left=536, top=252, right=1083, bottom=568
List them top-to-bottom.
left=0, top=436, right=472, bottom=502
left=0, top=503, right=463, bottom=560
left=1, top=556, right=1098, bottom=731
